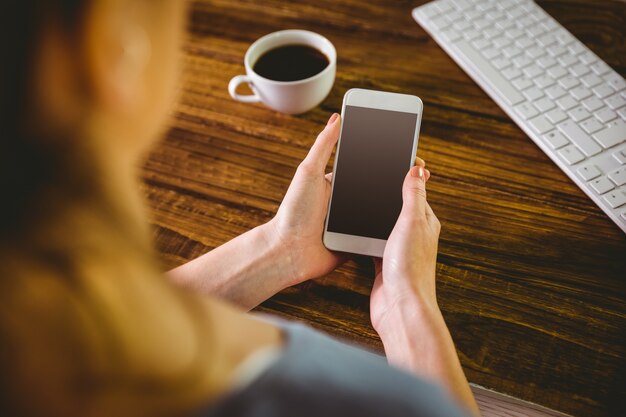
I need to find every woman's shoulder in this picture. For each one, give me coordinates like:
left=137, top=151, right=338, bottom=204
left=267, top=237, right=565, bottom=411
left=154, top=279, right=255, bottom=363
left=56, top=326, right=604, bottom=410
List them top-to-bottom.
left=198, top=317, right=470, bottom=417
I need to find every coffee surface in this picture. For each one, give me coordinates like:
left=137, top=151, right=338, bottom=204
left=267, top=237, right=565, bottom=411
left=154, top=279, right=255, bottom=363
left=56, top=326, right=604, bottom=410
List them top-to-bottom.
left=253, top=44, right=329, bottom=82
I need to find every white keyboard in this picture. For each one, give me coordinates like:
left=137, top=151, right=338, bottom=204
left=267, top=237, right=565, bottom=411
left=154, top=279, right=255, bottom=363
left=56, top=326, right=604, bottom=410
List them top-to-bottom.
left=413, top=0, right=626, bottom=233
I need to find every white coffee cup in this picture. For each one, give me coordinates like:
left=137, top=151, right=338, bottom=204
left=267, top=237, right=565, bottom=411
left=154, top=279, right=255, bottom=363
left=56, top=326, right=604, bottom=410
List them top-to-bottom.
left=228, top=30, right=336, bottom=115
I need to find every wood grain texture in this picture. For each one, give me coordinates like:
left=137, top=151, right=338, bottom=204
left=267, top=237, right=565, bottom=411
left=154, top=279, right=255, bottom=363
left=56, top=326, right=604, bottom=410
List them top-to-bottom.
left=141, top=1, right=626, bottom=416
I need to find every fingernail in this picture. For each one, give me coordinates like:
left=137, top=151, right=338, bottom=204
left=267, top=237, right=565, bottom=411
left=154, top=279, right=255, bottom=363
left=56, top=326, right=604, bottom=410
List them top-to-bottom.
left=327, top=113, right=339, bottom=126
left=410, top=166, right=424, bottom=178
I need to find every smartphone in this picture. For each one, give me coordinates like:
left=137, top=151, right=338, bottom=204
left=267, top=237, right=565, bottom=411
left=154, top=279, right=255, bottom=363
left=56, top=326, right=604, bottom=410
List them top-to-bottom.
left=323, top=88, right=423, bottom=257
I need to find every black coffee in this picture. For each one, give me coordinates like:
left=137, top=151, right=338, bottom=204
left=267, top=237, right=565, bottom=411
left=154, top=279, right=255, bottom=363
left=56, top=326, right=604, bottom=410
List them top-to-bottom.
left=253, top=44, right=329, bottom=82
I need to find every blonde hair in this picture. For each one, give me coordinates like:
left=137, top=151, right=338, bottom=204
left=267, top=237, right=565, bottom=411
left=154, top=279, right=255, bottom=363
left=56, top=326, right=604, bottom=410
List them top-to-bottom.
left=0, top=2, right=217, bottom=416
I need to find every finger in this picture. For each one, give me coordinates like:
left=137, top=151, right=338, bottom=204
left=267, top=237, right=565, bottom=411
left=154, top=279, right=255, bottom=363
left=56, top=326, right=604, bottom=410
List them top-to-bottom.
left=302, top=113, right=341, bottom=172
left=415, top=157, right=430, bottom=181
left=402, top=165, right=427, bottom=216
left=325, top=172, right=333, bottom=182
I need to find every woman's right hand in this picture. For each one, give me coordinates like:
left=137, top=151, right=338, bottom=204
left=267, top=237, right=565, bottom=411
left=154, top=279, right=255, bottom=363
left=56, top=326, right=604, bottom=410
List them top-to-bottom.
left=370, top=158, right=440, bottom=335
left=369, top=161, right=480, bottom=416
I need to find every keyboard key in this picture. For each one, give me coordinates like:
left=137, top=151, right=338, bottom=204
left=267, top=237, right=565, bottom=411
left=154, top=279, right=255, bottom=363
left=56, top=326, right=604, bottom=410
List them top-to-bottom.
left=435, top=0, right=452, bottom=13
left=451, top=0, right=472, bottom=10
left=476, top=2, right=495, bottom=12
left=420, top=3, right=441, bottom=18
left=506, top=7, right=525, bottom=20
left=465, top=8, right=481, bottom=20
left=528, top=8, right=548, bottom=22
left=486, top=10, right=504, bottom=21
left=518, top=13, right=534, bottom=25
left=431, top=16, right=451, bottom=30
left=474, top=18, right=491, bottom=30
left=453, top=19, right=472, bottom=31
left=542, top=19, right=558, bottom=31
left=526, top=25, right=544, bottom=38
left=483, top=27, right=500, bottom=39
left=505, top=28, right=525, bottom=40
left=464, top=29, right=482, bottom=40
left=556, top=31, right=575, bottom=45
left=537, top=33, right=557, bottom=48
left=492, top=36, right=512, bottom=49
left=516, top=37, right=534, bottom=49
left=472, top=38, right=491, bottom=50
left=453, top=39, right=525, bottom=105
left=568, top=42, right=586, bottom=55
left=547, top=44, right=567, bottom=57
left=502, top=45, right=523, bottom=59
left=527, top=46, right=545, bottom=59
left=482, top=47, right=500, bottom=60
left=579, top=51, right=597, bottom=65
left=557, top=54, right=578, bottom=67
left=513, top=55, right=533, bottom=69
left=537, top=56, right=557, bottom=69
left=492, top=57, right=512, bottom=70
left=590, top=61, right=611, bottom=76
left=570, top=63, right=590, bottom=78
left=523, top=65, right=544, bottom=79
left=547, top=66, right=568, bottom=80
left=502, top=67, right=522, bottom=80
left=581, top=73, right=603, bottom=88
left=605, top=73, right=626, bottom=91
left=534, top=75, right=555, bottom=89
left=558, top=76, right=580, bottom=90
left=513, top=78, right=534, bottom=91
left=593, top=84, right=614, bottom=99
left=546, top=85, right=567, bottom=100
left=571, top=86, right=592, bottom=101
left=523, top=87, right=544, bottom=101
left=606, top=94, right=626, bottom=110
left=557, top=95, right=578, bottom=111
left=533, top=97, right=556, bottom=112
left=581, top=97, right=604, bottom=113
left=515, top=102, right=539, bottom=120
left=568, top=107, right=591, bottom=123
left=545, top=108, right=568, bottom=124
left=595, top=108, right=617, bottom=123
left=618, top=108, right=626, bottom=121
left=529, top=115, right=553, bottom=134
left=580, top=118, right=604, bottom=134
left=558, top=120, right=601, bottom=156
left=593, top=120, right=626, bottom=148
left=543, top=131, right=569, bottom=149
left=558, top=145, right=585, bottom=165
left=613, top=149, right=626, bottom=164
left=577, top=165, right=601, bottom=181
left=608, top=168, right=626, bottom=186
left=589, top=177, right=615, bottom=194
left=603, top=189, right=626, bottom=209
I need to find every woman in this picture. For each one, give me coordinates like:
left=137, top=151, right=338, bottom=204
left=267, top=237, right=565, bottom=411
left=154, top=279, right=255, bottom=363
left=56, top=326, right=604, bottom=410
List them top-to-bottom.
left=0, top=1, right=479, bottom=416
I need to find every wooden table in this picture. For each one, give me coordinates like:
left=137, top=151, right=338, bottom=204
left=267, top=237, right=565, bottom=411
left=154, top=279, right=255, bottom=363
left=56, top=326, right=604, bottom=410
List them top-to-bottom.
left=142, top=1, right=626, bottom=416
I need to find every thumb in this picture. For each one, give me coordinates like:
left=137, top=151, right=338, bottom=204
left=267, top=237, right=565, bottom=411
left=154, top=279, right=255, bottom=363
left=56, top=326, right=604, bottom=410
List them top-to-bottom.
left=401, top=165, right=427, bottom=216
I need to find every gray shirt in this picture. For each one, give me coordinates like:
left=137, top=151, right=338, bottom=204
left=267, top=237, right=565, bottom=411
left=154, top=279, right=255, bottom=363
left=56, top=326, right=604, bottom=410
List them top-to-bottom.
left=199, top=319, right=470, bottom=417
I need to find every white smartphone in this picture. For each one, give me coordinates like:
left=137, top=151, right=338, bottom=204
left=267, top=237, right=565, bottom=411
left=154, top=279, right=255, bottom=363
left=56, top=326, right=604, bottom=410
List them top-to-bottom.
left=323, top=88, right=423, bottom=257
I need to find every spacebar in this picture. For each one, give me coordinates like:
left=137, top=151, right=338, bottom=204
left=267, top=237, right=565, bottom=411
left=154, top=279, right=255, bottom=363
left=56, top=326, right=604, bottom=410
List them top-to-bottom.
left=453, top=40, right=525, bottom=106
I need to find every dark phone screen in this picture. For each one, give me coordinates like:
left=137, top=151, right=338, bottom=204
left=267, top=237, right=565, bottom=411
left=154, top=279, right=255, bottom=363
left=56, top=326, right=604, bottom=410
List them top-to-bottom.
left=327, top=105, right=418, bottom=240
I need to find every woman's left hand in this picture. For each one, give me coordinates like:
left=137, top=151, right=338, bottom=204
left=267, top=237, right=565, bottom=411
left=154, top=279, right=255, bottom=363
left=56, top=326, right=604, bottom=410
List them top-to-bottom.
left=265, top=113, right=347, bottom=285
